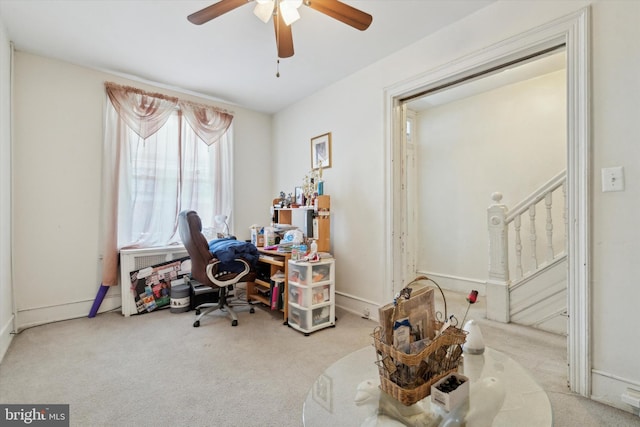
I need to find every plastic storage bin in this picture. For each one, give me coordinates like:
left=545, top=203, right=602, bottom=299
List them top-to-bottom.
left=287, top=258, right=335, bottom=335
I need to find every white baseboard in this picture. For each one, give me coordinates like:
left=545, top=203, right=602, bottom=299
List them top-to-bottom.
left=335, top=273, right=487, bottom=323
left=15, top=291, right=122, bottom=331
left=335, top=292, right=381, bottom=323
left=0, top=314, right=15, bottom=364
left=591, top=369, right=640, bottom=416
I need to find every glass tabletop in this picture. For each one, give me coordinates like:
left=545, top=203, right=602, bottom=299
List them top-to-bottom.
left=303, top=346, right=552, bottom=427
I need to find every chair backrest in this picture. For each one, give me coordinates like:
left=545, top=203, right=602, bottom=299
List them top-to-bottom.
left=178, top=210, right=217, bottom=288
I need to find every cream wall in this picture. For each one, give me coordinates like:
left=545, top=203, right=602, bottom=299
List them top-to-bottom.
left=2, top=0, right=639, bottom=414
left=272, top=0, right=640, bottom=412
left=590, top=0, right=640, bottom=404
left=0, top=14, right=13, bottom=362
left=10, top=52, right=272, bottom=329
left=415, top=70, right=566, bottom=292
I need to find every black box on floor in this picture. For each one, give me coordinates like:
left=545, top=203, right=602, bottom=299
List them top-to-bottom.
left=189, top=278, right=219, bottom=310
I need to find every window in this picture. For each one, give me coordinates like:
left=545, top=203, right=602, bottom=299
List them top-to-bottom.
left=101, top=82, right=233, bottom=287
left=118, top=110, right=232, bottom=248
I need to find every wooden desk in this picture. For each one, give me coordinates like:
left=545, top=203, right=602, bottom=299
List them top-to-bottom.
left=247, top=248, right=291, bottom=324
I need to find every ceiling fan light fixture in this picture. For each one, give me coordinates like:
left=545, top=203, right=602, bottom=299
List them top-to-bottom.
left=188, top=0, right=372, bottom=60
left=253, top=0, right=275, bottom=23
left=280, top=0, right=303, bottom=25
left=281, top=0, right=303, bottom=9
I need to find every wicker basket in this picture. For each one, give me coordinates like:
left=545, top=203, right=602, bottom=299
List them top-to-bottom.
left=372, top=277, right=467, bottom=406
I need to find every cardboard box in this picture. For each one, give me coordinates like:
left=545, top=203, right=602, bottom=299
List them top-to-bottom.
left=430, top=373, right=470, bottom=412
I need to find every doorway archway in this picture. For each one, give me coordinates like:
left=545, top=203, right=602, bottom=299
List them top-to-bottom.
left=384, top=8, right=590, bottom=396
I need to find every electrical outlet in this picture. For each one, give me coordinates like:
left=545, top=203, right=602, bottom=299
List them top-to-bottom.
left=621, top=388, right=640, bottom=408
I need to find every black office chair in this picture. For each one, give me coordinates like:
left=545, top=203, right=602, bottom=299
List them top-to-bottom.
left=178, top=210, right=255, bottom=327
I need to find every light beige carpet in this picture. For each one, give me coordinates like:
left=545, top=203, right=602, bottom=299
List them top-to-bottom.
left=0, top=290, right=638, bottom=426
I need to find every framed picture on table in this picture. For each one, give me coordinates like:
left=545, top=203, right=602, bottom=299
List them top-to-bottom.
left=311, top=132, right=331, bottom=170
left=295, top=186, right=304, bottom=205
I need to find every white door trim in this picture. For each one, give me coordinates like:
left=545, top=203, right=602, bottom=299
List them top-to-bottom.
left=383, top=7, right=591, bottom=396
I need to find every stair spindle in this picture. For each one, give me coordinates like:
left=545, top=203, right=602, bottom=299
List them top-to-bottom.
left=545, top=192, right=554, bottom=262
left=529, top=205, right=538, bottom=270
left=514, top=215, right=523, bottom=279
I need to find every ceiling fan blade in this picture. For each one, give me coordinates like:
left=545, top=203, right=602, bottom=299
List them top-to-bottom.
left=187, top=0, right=250, bottom=25
left=305, top=0, right=372, bottom=31
left=273, top=10, right=294, bottom=58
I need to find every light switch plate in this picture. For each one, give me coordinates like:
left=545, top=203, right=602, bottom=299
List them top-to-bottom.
left=602, top=166, right=624, bottom=192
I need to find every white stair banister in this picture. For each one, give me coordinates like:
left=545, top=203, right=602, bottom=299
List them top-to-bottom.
left=487, top=170, right=567, bottom=325
left=486, top=192, right=510, bottom=322
left=488, top=192, right=509, bottom=282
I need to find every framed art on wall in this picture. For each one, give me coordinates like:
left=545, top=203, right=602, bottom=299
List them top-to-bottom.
left=311, top=132, right=331, bottom=170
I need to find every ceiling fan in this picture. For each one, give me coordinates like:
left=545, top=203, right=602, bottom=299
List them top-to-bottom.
left=187, top=0, right=373, bottom=59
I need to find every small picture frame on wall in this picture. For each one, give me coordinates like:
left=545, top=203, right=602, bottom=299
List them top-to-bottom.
left=311, top=132, right=332, bottom=170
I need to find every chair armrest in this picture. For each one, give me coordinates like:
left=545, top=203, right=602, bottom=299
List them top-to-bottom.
left=205, top=258, right=251, bottom=287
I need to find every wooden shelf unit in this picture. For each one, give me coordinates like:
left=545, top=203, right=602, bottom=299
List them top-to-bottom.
left=248, top=195, right=331, bottom=325
left=273, top=195, right=331, bottom=252
left=274, top=208, right=292, bottom=225
left=247, top=248, right=291, bottom=323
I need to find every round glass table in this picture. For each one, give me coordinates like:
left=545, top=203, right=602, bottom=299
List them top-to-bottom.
left=303, top=346, right=552, bottom=426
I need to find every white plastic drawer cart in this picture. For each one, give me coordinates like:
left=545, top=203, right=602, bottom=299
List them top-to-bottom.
left=287, top=258, right=335, bottom=336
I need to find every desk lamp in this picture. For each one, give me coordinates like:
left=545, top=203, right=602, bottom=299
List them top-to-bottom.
left=214, top=214, right=230, bottom=238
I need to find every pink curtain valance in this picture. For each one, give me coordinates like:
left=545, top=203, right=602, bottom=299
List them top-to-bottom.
left=104, top=82, right=234, bottom=144
left=105, top=82, right=178, bottom=139
left=179, top=101, right=233, bottom=146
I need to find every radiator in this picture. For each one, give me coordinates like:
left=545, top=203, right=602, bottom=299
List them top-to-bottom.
left=120, top=245, right=189, bottom=317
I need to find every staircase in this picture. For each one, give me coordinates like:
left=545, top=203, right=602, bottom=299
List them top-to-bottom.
left=486, top=170, right=567, bottom=335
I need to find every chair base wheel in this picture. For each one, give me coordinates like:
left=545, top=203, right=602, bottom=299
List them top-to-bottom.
left=250, top=307, right=255, bottom=313
left=195, top=309, right=201, bottom=315
left=232, top=319, right=238, bottom=326
left=193, top=320, right=200, bottom=327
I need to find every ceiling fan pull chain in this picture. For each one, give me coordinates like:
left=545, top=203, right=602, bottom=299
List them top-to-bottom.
left=276, top=59, right=281, bottom=78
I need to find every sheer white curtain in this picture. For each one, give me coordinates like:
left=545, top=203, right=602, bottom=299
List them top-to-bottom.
left=100, top=82, right=233, bottom=287
left=118, top=112, right=181, bottom=248
left=177, top=117, right=234, bottom=242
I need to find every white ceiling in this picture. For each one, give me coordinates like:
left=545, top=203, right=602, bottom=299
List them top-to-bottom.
left=0, top=0, right=495, bottom=114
